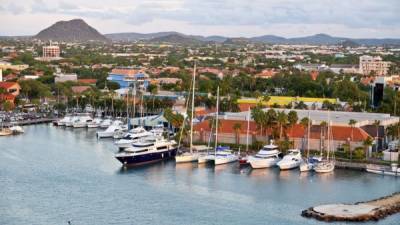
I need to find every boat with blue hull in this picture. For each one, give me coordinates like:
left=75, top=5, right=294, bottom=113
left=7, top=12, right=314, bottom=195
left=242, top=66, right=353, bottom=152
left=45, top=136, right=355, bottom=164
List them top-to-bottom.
left=115, top=136, right=177, bottom=166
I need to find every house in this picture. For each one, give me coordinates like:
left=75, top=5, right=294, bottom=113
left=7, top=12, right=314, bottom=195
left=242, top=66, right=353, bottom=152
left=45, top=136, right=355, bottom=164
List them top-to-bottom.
left=107, top=67, right=149, bottom=89
left=255, top=69, right=278, bottom=79
left=55, top=73, right=78, bottom=83
left=78, top=79, right=97, bottom=85
left=0, top=81, right=21, bottom=96
left=71, top=86, right=91, bottom=94
left=193, top=119, right=372, bottom=151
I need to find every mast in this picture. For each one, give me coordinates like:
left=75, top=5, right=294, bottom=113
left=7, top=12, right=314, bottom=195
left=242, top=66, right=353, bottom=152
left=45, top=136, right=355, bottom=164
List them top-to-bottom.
left=189, top=62, right=196, bottom=154
left=133, top=82, right=136, bottom=118
left=215, top=86, right=220, bottom=157
left=126, top=87, right=129, bottom=128
left=246, top=107, right=250, bottom=152
left=307, top=111, right=310, bottom=158
left=327, top=111, right=330, bottom=160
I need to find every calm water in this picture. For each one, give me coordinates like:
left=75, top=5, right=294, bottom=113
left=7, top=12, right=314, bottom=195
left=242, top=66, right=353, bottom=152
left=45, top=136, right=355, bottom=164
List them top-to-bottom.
left=1, top=124, right=399, bottom=225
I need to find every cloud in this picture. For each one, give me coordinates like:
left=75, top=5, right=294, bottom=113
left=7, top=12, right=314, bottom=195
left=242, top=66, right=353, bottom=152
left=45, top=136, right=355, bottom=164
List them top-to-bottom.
left=0, top=0, right=399, bottom=37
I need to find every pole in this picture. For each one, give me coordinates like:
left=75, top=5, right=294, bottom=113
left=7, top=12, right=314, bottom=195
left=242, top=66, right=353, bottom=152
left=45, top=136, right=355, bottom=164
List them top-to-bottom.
left=189, top=62, right=196, bottom=154
left=215, top=86, right=220, bottom=157
left=246, top=107, right=250, bottom=152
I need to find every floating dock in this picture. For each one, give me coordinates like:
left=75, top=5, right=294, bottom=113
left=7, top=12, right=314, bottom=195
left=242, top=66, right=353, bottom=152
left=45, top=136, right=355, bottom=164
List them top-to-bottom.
left=3, top=118, right=55, bottom=127
left=302, top=192, right=400, bottom=222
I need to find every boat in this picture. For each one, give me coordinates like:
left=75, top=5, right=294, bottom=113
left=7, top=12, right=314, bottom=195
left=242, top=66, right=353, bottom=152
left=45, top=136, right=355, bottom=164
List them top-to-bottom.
left=176, top=63, right=200, bottom=163
left=208, top=87, right=238, bottom=166
left=239, top=109, right=251, bottom=166
left=300, top=112, right=314, bottom=172
left=314, top=112, right=335, bottom=173
left=57, top=114, right=72, bottom=126
left=72, top=114, right=93, bottom=128
left=65, top=115, right=79, bottom=127
left=87, top=118, right=102, bottom=128
left=100, top=118, right=113, bottom=128
left=96, top=120, right=124, bottom=138
left=113, top=124, right=130, bottom=139
left=149, top=124, right=164, bottom=136
left=9, top=125, right=24, bottom=134
left=114, top=126, right=152, bottom=149
left=0, top=128, right=12, bottom=136
left=115, top=136, right=178, bottom=166
left=248, top=141, right=282, bottom=169
left=277, top=149, right=303, bottom=170
left=366, top=163, right=400, bottom=177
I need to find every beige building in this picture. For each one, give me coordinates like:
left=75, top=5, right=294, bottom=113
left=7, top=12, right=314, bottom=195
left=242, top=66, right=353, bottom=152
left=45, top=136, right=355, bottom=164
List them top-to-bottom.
left=43, top=45, right=60, bottom=58
left=359, top=55, right=391, bottom=76
left=0, top=61, right=29, bottom=71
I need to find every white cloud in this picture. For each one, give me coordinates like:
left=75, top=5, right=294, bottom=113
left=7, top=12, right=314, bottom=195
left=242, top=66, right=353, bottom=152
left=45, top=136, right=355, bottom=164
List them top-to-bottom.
left=0, top=0, right=399, bottom=38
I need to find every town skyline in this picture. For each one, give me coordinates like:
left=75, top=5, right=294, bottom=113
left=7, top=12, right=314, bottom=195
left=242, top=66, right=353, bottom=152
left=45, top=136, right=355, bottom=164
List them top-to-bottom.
left=1, top=0, right=399, bottom=38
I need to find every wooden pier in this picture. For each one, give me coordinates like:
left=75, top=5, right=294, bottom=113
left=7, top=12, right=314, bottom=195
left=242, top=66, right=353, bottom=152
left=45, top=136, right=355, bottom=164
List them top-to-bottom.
left=3, top=118, right=55, bottom=127
left=302, top=192, right=400, bottom=222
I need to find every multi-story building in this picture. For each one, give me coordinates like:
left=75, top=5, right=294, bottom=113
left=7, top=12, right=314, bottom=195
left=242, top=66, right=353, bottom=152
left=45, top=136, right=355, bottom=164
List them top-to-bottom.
left=43, top=45, right=60, bottom=58
left=359, top=55, right=391, bottom=76
left=107, top=67, right=149, bottom=89
left=54, top=73, right=77, bottom=83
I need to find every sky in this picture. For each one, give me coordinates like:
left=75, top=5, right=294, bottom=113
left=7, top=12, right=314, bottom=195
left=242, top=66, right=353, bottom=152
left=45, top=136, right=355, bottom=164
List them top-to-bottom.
left=0, top=0, right=399, bottom=38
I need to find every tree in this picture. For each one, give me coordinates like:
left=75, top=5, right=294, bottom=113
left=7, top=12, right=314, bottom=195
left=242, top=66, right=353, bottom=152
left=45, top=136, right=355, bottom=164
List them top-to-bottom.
left=287, top=110, right=298, bottom=146
left=276, top=111, right=288, bottom=140
left=348, top=119, right=357, bottom=161
left=373, top=120, right=380, bottom=151
left=233, top=123, right=242, bottom=145
left=363, top=136, right=373, bottom=160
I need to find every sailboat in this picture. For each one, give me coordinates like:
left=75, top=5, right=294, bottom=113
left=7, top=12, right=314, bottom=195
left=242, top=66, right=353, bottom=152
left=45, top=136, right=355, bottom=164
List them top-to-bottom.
left=175, top=63, right=199, bottom=163
left=210, top=86, right=239, bottom=165
left=239, top=108, right=251, bottom=165
left=314, top=111, right=335, bottom=173
left=300, top=112, right=314, bottom=172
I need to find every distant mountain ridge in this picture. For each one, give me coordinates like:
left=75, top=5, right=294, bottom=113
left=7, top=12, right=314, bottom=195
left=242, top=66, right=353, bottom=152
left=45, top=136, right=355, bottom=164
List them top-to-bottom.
left=35, top=19, right=108, bottom=42
left=106, top=32, right=400, bottom=46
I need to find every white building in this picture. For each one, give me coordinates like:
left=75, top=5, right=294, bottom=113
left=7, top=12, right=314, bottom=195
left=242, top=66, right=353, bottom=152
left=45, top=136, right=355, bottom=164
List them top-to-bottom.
left=359, top=55, right=391, bottom=76
left=54, top=73, right=78, bottom=83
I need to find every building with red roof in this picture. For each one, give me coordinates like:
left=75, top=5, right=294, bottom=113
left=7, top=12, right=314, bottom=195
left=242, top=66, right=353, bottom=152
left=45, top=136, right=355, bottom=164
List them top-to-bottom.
left=78, top=79, right=97, bottom=85
left=0, top=81, right=20, bottom=96
left=193, top=119, right=372, bottom=151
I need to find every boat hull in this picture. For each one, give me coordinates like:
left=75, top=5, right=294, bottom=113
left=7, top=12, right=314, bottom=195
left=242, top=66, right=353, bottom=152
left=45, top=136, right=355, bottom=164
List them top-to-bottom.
left=97, top=131, right=114, bottom=138
left=115, top=148, right=177, bottom=166
left=175, top=153, right=199, bottom=163
left=214, top=155, right=238, bottom=165
left=249, top=157, right=280, bottom=169
left=277, top=160, right=302, bottom=170
left=300, top=162, right=313, bottom=172
left=314, top=162, right=335, bottom=173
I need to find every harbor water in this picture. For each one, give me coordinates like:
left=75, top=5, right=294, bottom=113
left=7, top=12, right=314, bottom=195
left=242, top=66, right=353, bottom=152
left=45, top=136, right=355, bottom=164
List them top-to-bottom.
left=1, top=124, right=399, bottom=225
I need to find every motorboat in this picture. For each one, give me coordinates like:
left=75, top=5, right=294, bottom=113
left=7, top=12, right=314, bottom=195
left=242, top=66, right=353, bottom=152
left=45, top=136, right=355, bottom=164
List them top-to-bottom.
left=72, top=114, right=93, bottom=128
left=57, top=115, right=72, bottom=126
left=65, top=116, right=79, bottom=127
left=87, top=118, right=102, bottom=128
left=100, top=118, right=113, bottom=128
left=96, top=120, right=124, bottom=138
left=149, top=124, right=164, bottom=136
left=9, top=125, right=24, bottom=134
left=114, top=127, right=152, bottom=149
left=115, top=136, right=177, bottom=166
left=248, top=141, right=282, bottom=169
left=210, top=146, right=238, bottom=165
left=277, top=149, right=303, bottom=170
left=300, top=156, right=323, bottom=172
left=366, top=163, right=400, bottom=177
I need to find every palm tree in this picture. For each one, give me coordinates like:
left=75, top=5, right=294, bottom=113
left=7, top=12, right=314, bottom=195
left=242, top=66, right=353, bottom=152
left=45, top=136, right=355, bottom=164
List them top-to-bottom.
left=266, top=109, right=277, bottom=139
left=287, top=110, right=298, bottom=146
left=277, top=111, right=288, bottom=140
left=300, top=117, right=310, bottom=150
left=348, top=119, right=357, bottom=161
left=373, top=120, right=380, bottom=151
left=320, top=121, right=328, bottom=153
left=233, top=123, right=242, bottom=145
left=363, top=136, right=373, bottom=160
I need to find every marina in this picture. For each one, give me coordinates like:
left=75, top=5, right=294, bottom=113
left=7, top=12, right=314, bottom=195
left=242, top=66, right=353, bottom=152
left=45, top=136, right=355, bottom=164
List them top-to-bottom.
left=1, top=124, right=399, bottom=225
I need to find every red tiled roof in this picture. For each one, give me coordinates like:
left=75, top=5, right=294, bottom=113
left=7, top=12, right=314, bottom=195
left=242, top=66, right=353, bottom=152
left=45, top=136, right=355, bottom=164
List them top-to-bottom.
left=111, top=68, right=143, bottom=76
left=78, top=79, right=97, bottom=84
left=0, top=82, right=18, bottom=89
left=71, top=86, right=91, bottom=94
left=0, top=93, right=15, bottom=101
left=194, top=119, right=371, bottom=142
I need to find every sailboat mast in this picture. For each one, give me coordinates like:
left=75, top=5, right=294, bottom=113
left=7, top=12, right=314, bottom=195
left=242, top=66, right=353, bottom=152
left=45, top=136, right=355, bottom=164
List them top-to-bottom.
left=189, top=62, right=196, bottom=154
left=215, top=86, right=220, bottom=156
left=246, top=107, right=250, bottom=152
left=307, top=111, right=310, bottom=158
left=327, top=111, right=330, bottom=160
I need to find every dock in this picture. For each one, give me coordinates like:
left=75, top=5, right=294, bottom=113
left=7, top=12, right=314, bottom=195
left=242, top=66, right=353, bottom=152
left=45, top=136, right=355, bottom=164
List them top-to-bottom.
left=3, top=118, right=55, bottom=127
left=301, top=192, right=400, bottom=222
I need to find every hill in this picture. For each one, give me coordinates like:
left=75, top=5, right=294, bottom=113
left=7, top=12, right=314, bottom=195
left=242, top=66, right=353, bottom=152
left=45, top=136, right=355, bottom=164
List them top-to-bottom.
left=35, top=19, right=108, bottom=42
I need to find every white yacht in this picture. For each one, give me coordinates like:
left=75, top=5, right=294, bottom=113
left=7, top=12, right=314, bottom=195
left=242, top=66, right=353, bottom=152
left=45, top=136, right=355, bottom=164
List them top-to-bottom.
left=56, top=114, right=72, bottom=126
left=72, top=114, right=93, bottom=128
left=65, top=115, right=79, bottom=127
left=87, top=118, right=102, bottom=128
left=100, top=118, right=113, bottom=129
left=96, top=120, right=124, bottom=138
left=149, top=124, right=164, bottom=136
left=114, top=127, right=152, bottom=149
left=115, top=136, right=177, bottom=166
left=248, top=141, right=281, bottom=169
left=211, top=146, right=238, bottom=165
left=277, top=149, right=303, bottom=170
